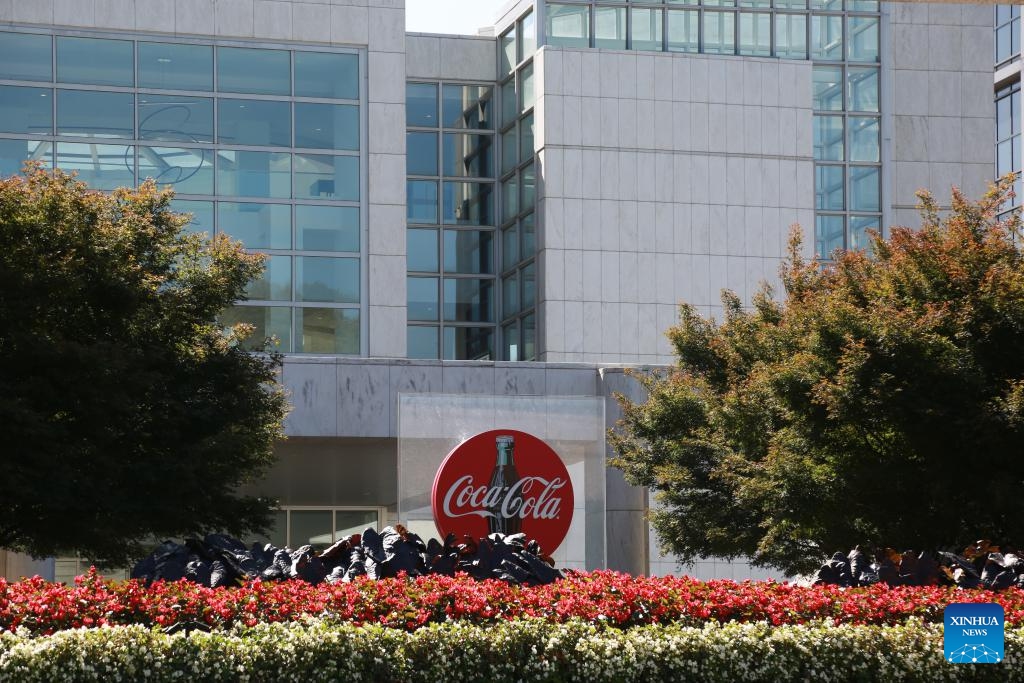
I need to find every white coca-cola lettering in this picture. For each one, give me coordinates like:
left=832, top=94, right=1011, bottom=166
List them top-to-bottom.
left=442, top=474, right=566, bottom=520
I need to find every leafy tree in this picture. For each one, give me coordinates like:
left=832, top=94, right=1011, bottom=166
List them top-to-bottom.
left=0, top=168, right=287, bottom=566
left=610, top=179, right=1024, bottom=574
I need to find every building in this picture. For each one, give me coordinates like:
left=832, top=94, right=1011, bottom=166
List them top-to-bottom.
left=0, top=0, right=994, bottom=581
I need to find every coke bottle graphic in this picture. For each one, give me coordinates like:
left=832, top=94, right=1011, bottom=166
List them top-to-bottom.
left=487, top=435, right=522, bottom=535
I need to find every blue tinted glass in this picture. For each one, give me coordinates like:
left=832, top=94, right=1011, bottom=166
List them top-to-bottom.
left=0, top=32, right=52, bottom=82
left=56, top=37, right=133, bottom=86
left=138, top=42, right=213, bottom=91
left=218, top=47, right=289, bottom=95
left=295, top=51, right=358, bottom=100
left=407, top=83, right=438, bottom=127
left=442, top=85, right=492, bottom=130
left=0, top=86, right=52, bottom=135
left=57, top=90, right=133, bottom=138
left=139, top=94, right=214, bottom=143
left=218, top=98, right=291, bottom=147
left=294, top=103, right=359, bottom=150
left=407, top=132, right=438, bottom=175
left=443, top=134, right=493, bottom=178
left=0, top=139, right=50, bottom=177
left=54, top=143, right=134, bottom=191
left=138, top=146, right=214, bottom=194
left=216, top=150, right=291, bottom=198
left=294, top=153, right=358, bottom=201
left=815, top=165, right=845, bottom=211
left=849, top=166, right=880, bottom=212
left=408, top=180, right=438, bottom=223
left=443, top=182, right=494, bottom=225
left=170, top=199, right=214, bottom=236
left=218, top=202, right=291, bottom=249
left=296, top=204, right=359, bottom=252
left=815, top=215, right=844, bottom=257
left=408, top=228, right=439, bottom=272
left=246, top=255, right=292, bottom=301
left=297, top=256, right=359, bottom=303
left=407, top=277, right=439, bottom=320
left=443, top=278, right=493, bottom=322
left=407, top=325, right=439, bottom=358
left=443, top=326, right=494, bottom=361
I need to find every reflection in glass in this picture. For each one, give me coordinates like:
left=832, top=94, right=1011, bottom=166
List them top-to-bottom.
left=547, top=4, right=590, bottom=48
left=594, top=7, right=627, bottom=49
left=632, top=8, right=663, bottom=52
left=521, top=10, right=537, bottom=59
left=667, top=10, right=699, bottom=53
left=704, top=11, right=736, bottom=54
left=739, top=12, right=771, bottom=56
left=775, top=13, right=807, bottom=59
left=811, top=15, right=843, bottom=61
left=848, top=16, right=879, bottom=62
left=500, top=28, right=517, bottom=74
left=0, top=32, right=52, bottom=82
left=57, top=37, right=134, bottom=87
left=138, top=42, right=213, bottom=91
left=218, top=47, right=290, bottom=95
left=295, top=51, right=358, bottom=100
left=519, top=63, right=535, bottom=113
left=812, top=66, right=843, bottom=111
left=848, top=67, right=879, bottom=112
left=501, top=78, right=516, bottom=128
left=406, top=82, right=438, bottom=127
left=442, top=85, right=492, bottom=130
left=0, top=86, right=52, bottom=135
left=57, top=90, right=134, bottom=139
left=139, top=94, right=214, bottom=143
left=218, top=98, right=291, bottom=147
left=294, top=103, right=359, bottom=151
left=520, top=114, right=534, bottom=162
left=813, top=116, right=844, bottom=161
left=849, top=117, right=880, bottom=162
left=501, top=128, right=517, bottom=174
left=407, top=132, right=438, bottom=176
left=443, top=134, right=493, bottom=178
left=0, top=139, right=50, bottom=176
left=54, top=143, right=134, bottom=191
left=138, top=146, right=214, bottom=194
left=216, top=150, right=291, bottom=198
left=294, top=153, right=359, bottom=201
left=521, top=164, right=535, bottom=209
left=815, top=165, right=844, bottom=211
left=849, top=166, right=880, bottom=212
left=503, top=176, right=519, bottom=223
left=407, top=180, right=438, bottom=223
left=443, top=182, right=494, bottom=225
left=171, top=199, right=214, bottom=236
left=218, top=202, right=291, bottom=249
left=297, top=205, right=359, bottom=252
left=521, top=212, right=536, bottom=258
left=815, top=215, right=844, bottom=258
left=849, top=215, right=879, bottom=251
left=502, top=225, right=519, bottom=270
left=408, top=229, right=439, bottom=272
left=444, top=230, right=493, bottom=274
left=245, top=255, right=291, bottom=302
left=297, top=256, right=359, bottom=303
left=521, top=263, right=535, bottom=309
left=503, top=272, right=519, bottom=316
left=408, top=277, right=439, bottom=321
left=443, top=278, right=493, bottom=322
left=221, top=305, right=291, bottom=352
left=296, top=307, right=359, bottom=354
left=522, top=313, right=536, bottom=360
left=503, top=321, right=519, bottom=361
left=408, top=325, right=439, bottom=359
left=443, top=326, right=493, bottom=360
left=290, top=510, right=332, bottom=550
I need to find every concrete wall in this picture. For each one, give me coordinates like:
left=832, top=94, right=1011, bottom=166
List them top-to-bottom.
left=406, top=33, right=497, bottom=82
left=533, top=48, right=816, bottom=365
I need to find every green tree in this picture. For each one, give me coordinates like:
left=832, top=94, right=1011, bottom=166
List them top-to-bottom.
left=0, top=168, right=287, bottom=566
left=610, top=180, right=1024, bottom=574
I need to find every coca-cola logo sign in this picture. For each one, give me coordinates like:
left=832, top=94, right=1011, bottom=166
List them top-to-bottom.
left=431, top=429, right=574, bottom=554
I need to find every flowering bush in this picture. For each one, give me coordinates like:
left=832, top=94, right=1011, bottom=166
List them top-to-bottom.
left=0, top=619, right=1022, bottom=682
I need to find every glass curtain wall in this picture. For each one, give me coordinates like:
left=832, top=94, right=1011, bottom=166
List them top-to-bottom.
left=0, top=31, right=364, bottom=354
left=996, top=82, right=1021, bottom=216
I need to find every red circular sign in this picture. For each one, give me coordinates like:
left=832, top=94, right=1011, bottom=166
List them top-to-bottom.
left=431, top=429, right=574, bottom=554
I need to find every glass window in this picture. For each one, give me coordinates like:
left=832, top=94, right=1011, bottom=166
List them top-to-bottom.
left=739, top=0, right=770, bottom=6
left=774, top=0, right=807, bottom=7
left=810, top=0, right=842, bottom=9
left=848, top=0, right=879, bottom=9
left=547, top=4, right=590, bottom=48
left=595, top=7, right=627, bottom=49
left=632, top=8, right=663, bottom=52
left=521, top=10, right=538, bottom=59
left=667, top=10, right=700, bottom=53
left=996, top=10, right=1021, bottom=66
left=704, top=11, right=736, bottom=55
left=739, top=13, right=771, bottom=56
left=775, top=13, right=807, bottom=60
left=811, top=15, right=843, bottom=61
left=848, top=16, right=879, bottom=63
left=501, top=29, right=517, bottom=74
left=0, top=32, right=51, bottom=82
left=56, top=37, right=133, bottom=87
left=138, top=42, right=213, bottom=91
left=218, top=47, right=290, bottom=96
left=295, top=51, right=358, bottom=100
left=519, top=62, right=535, bottom=113
left=813, top=66, right=844, bottom=111
left=848, top=67, right=879, bottom=112
left=500, top=79, right=517, bottom=130
left=406, top=82, right=438, bottom=127
left=442, top=85, right=493, bottom=130
left=0, top=86, right=52, bottom=136
left=57, top=90, right=133, bottom=139
left=138, top=94, right=214, bottom=143
left=218, top=98, right=291, bottom=147
left=294, top=103, right=359, bottom=151
left=519, top=114, right=534, bottom=162
left=813, top=115, right=844, bottom=161
left=849, top=117, right=880, bottom=162
left=501, top=128, right=518, bottom=175
left=407, top=132, right=439, bottom=176
left=443, top=134, right=493, bottom=178
left=0, top=139, right=50, bottom=177
left=53, top=143, right=134, bottom=191
left=138, top=146, right=214, bottom=195
left=216, top=150, right=291, bottom=198
left=294, top=153, right=359, bottom=201
left=521, top=163, right=535, bottom=209
left=815, top=164, right=845, bottom=211
left=849, top=166, right=880, bottom=212
left=502, top=175, right=519, bottom=222
left=408, top=180, right=438, bottom=223
left=443, top=182, right=494, bottom=225
left=171, top=199, right=214, bottom=236
left=218, top=202, right=292, bottom=249
left=297, top=205, right=359, bottom=252
left=521, top=211, right=535, bottom=256
left=815, top=215, right=844, bottom=258
left=849, top=215, right=879, bottom=251
left=502, top=225, right=519, bottom=270
left=408, top=228, right=439, bottom=272
left=444, top=230, right=493, bottom=274
left=245, top=254, right=292, bottom=301
left=297, top=256, right=359, bottom=303
left=521, top=262, right=535, bottom=309
left=503, top=272, right=519, bottom=316
left=408, top=277, right=439, bottom=320
left=444, top=278, right=494, bottom=322
left=221, top=305, right=291, bottom=351
left=296, top=308, right=359, bottom=354
left=522, top=313, right=535, bottom=361
left=502, top=321, right=519, bottom=361
left=408, top=326, right=440, bottom=359
left=443, top=326, right=494, bottom=361
left=290, top=510, right=332, bottom=550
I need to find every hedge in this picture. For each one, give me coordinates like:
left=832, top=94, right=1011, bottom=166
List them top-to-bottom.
left=1, top=619, right=1021, bottom=682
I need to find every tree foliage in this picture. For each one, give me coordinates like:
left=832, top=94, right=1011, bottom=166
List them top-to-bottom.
left=0, top=168, right=288, bottom=566
left=610, top=179, right=1024, bottom=574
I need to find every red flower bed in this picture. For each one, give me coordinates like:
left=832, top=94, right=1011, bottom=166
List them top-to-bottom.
left=2, top=569, right=1022, bottom=635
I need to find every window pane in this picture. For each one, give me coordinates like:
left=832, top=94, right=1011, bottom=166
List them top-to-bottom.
left=774, top=0, right=807, bottom=8
left=810, top=0, right=841, bottom=11
left=848, top=0, right=879, bottom=9
left=547, top=4, right=590, bottom=48
left=595, top=7, right=627, bottom=49
left=632, top=8, right=663, bottom=52
left=667, top=10, right=700, bottom=53
left=704, top=11, right=736, bottom=54
left=739, top=13, right=771, bottom=56
left=775, top=13, right=807, bottom=59
left=811, top=15, right=843, bottom=61
left=848, top=16, right=879, bottom=63
left=500, top=29, right=517, bottom=74
left=0, top=32, right=51, bottom=82
left=57, top=37, right=133, bottom=87
left=138, top=42, right=213, bottom=91
left=218, top=47, right=289, bottom=95
left=295, top=51, right=358, bottom=100
left=519, top=62, right=535, bottom=113
left=813, top=66, right=844, bottom=111
left=848, top=67, right=879, bottom=112
left=501, top=78, right=516, bottom=128
left=406, top=82, right=438, bottom=127
left=442, top=84, right=493, bottom=130
left=0, top=86, right=52, bottom=135
left=57, top=90, right=133, bottom=139
left=138, top=94, right=214, bottom=143
left=218, top=98, right=291, bottom=147
left=294, top=103, right=359, bottom=151
left=519, top=113, right=534, bottom=162
left=813, top=115, right=844, bottom=161
left=849, top=116, right=880, bottom=162
left=501, top=128, right=518, bottom=174
left=408, top=132, right=439, bottom=176
left=443, top=134, right=493, bottom=178
left=0, top=139, right=50, bottom=177
left=54, top=143, right=134, bottom=190
left=138, top=146, right=214, bottom=194
left=216, top=150, right=291, bottom=198
left=294, top=153, right=359, bottom=201
left=521, top=163, right=535, bottom=208
left=815, top=164, right=844, bottom=210
left=849, top=166, right=880, bottom=212
left=503, top=176, right=519, bottom=222
left=408, top=180, right=439, bottom=223
left=443, top=182, right=494, bottom=225
left=171, top=199, right=214, bottom=236
left=219, top=202, right=292, bottom=249
left=297, top=204, right=359, bottom=252
left=521, top=211, right=535, bottom=256
left=815, top=215, right=844, bottom=258
left=849, top=215, right=879, bottom=251
left=502, top=225, right=519, bottom=270
left=408, top=228, right=439, bottom=272
left=444, top=230, right=493, bottom=274
left=245, top=255, right=291, bottom=301
left=297, top=256, right=359, bottom=303
left=521, top=262, right=535, bottom=309
left=503, top=272, right=519, bottom=315
left=408, top=277, right=439, bottom=321
left=444, top=278, right=494, bottom=322
left=221, top=305, right=291, bottom=352
left=296, top=308, right=359, bottom=354
left=522, top=313, right=535, bottom=360
left=503, top=321, right=519, bottom=361
left=408, top=326, right=440, bottom=359
left=443, top=326, right=494, bottom=360
left=290, top=510, right=332, bottom=551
